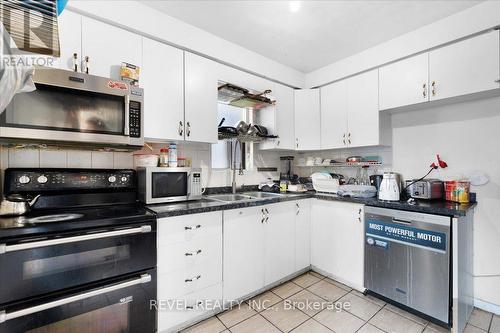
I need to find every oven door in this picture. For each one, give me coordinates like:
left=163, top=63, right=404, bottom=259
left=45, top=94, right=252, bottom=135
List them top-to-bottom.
left=0, top=68, right=143, bottom=147
left=144, top=168, right=192, bottom=204
left=0, top=222, right=156, bottom=305
left=0, top=269, right=156, bottom=333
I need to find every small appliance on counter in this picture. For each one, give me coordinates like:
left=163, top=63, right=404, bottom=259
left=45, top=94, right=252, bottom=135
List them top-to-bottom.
left=137, top=167, right=202, bottom=204
left=378, top=172, right=401, bottom=201
left=369, top=174, right=383, bottom=192
left=405, top=179, right=444, bottom=200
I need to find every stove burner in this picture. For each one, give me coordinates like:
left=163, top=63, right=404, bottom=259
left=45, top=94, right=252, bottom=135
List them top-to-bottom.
left=27, top=214, right=84, bottom=223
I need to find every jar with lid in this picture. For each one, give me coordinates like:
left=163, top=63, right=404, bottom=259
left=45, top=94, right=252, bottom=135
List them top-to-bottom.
left=168, top=143, right=178, bottom=167
left=159, top=148, right=169, bottom=167
left=177, top=157, right=186, bottom=167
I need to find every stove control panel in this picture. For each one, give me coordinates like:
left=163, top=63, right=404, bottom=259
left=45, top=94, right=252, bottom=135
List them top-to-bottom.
left=4, top=169, right=136, bottom=193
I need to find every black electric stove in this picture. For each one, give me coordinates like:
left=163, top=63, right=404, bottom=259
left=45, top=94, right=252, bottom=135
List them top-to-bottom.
left=0, top=168, right=157, bottom=333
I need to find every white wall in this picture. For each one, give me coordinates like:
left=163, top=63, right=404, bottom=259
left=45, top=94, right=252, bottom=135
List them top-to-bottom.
left=66, top=0, right=304, bottom=88
left=305, top=0, right=500, bottom=88
left=391, top=96, right=500, bottom=312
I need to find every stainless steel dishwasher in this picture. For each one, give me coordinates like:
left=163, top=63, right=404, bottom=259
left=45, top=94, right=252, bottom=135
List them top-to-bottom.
left=364, top=206, right=451, bottom=325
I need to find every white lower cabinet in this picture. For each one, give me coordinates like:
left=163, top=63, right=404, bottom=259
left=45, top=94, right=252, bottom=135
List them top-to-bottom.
left=295, top=199, right=311, bottom=271
left=311, top=200, right=365, bottom=291
left=223, top=201, right=304, bottom=301
left=264, top=202, right=296, bottom=285
left=223, top=207, right=265, bottom=301
left=157, top=211, right=223, bottom=333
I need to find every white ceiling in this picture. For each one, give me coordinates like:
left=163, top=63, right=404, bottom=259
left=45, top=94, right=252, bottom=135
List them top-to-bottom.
left=143, top=0, right=482, bottom=73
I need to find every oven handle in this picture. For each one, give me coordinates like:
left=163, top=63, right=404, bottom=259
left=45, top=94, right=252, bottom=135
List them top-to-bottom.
left=124, top=94, right=130, bottom=136
left=0, top=225, right=152, bottom=254
left=0, top=273, right=151, bottom=323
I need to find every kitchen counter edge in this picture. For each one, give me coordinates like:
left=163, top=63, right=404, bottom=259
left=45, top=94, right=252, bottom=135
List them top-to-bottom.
left=148, top=192, right=476, bottom=219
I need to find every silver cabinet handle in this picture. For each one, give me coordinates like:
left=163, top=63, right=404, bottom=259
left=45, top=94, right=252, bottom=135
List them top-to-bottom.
left=431, top=81, right=436, bottom=96
left=423, top=83, right=427, bottom=98
left=124, top=94, right=130, bottom=136
left=179, top=121, right=184, bottom=136
left=186, top=121, right=191, bottom=137
left=348, top=132, right=351, bottom=145
left=343, top=133, right=346, bottom=146
left=296, top=138, right=299, bottom=148
left=296, top=203, right=300, bottom=215
left=261, top=208, right=265, bottom=223
left=358, top=208, right=362, bottom=222
left=184, top=224, right=201, bottom=230
left=0, top=225, right=151, bottom=254
left=185, top=249, right=202, bottom=256
left=0, top=273, right=151, bottom=323
left=185, top=275, right=201, bottom=283
left=186, top=301, right=202, bottom=310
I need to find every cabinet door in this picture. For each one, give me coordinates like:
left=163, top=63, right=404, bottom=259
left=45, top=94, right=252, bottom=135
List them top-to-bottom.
left=48, top=10, right=82, bottom=70
left=81, top=17, right=142, bottom=79
left=429, top=31, right=500, bottom=101
left=142, top=38, right=184, bottom=141
left=184, top=52, right=218, bottom=143
left=379, top=53, right=429, bottom=110
left=347, top=69, right=379, bottom=148
left=320, top=80, right=348, bottom=149
left=260, top=83, right=295, bottom=150
left=294, top=89, right=321, bottom=150
left=295, top=200, right=311, bottom=271
left=310, top=200, right=335, bottom=274
left=264, top=202, right=296, bottom=285
left=330, top=202, right=364, bottom=290
left=223, top=207, right=264, bottom=301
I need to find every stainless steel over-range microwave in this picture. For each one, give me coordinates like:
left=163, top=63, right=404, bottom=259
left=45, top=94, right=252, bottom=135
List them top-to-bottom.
left=0, top=67, right=144, bottom=148
left=137, top=167, right=203, bottom=204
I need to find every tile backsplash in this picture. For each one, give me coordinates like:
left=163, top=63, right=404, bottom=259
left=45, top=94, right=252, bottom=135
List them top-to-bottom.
left=0, top=147, right=133, bottom=170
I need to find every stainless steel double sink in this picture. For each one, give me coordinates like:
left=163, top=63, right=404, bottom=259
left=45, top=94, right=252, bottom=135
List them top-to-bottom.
left=206, top=192, right=282, bottom=203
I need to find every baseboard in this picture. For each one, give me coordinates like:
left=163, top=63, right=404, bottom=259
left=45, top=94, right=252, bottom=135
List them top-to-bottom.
left=474, top=298, right=500, bottom=315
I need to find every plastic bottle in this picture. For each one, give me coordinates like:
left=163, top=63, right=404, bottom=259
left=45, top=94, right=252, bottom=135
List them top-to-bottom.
left=168, top=143, right=178, bottom=167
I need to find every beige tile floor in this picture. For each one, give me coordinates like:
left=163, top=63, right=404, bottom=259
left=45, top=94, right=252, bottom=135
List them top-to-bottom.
left=181, top=271, right=498, bottom=333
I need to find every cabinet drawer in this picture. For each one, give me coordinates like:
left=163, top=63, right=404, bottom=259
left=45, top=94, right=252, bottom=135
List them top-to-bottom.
left=158, top=211, right=222, bottom=246
left=158, top=233, right=222, bottom=276
left=158, top=259, right=222, bottom=298
left=157, top=283, right=222, bottom=333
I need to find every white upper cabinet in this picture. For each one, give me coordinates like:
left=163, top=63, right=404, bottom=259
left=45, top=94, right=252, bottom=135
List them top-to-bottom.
left=49, top=10, right=82, bottom=71
left=81, top=17, right=142, bottom=79
left=429, top=31, right=500, bottom=101
left=142, top=38, right=184, bottom=141
left=184, top=52, right=218, bottom=143
left=379, top=53, right=429, bottom=110
left=320, top=69, right=386, bottom=149
left=347, top=69, right=380, bottom=148
left=320, top=80, right=348, bottom=149
left=259, top=83, right=295, bottom=150
left=294, top=89, right=321, bottom=151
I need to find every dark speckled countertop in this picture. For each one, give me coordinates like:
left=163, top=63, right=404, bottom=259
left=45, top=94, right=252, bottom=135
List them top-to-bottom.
left=147, top=191, right=476, bottom=218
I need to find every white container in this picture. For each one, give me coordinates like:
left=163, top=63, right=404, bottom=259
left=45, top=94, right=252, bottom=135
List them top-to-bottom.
left=168, top=143, right=178, bottom=167
left=134, top=154, right=159, bottom=168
